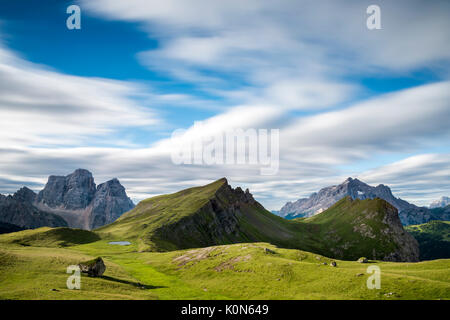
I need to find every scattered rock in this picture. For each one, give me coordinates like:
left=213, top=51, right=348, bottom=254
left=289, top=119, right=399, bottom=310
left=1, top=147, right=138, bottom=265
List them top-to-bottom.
left=264, top=248, right=276, bottom=254
left=78, top=257, right=106, bottom=277
left=357, top=257, right=369, bottom=263
left=330, top=261, right=337, bottom=267
left=322, top=262, right=328, bottom=265
left=356, top=273, right=364, bottom=277
left=51, top=288, right=59, bottom=292
left=384, top=292, right=397, bottom=297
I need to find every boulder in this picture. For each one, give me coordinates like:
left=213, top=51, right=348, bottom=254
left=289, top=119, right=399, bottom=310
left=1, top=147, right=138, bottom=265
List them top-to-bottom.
left=78, top=257, right=106, bottom=277
left=357, top=257, right=369, bottom=263
left=330, top=261, right=337, bottom=267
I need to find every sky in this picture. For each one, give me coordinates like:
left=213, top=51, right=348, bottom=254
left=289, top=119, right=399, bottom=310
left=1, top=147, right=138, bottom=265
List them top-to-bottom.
left=0, top=0, right=449, bottom=210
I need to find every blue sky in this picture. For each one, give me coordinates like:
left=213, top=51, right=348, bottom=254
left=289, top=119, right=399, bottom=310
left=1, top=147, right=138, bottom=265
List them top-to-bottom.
left=0, top=0, right=449, bottom=209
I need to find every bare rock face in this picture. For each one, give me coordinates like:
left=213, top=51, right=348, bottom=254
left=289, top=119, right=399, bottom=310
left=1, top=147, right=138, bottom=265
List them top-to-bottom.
left=34, top=169, right=135, bottom=230
left=36, top=169, right=96, bottom=210
left=89, top=179, right=135, bottom=229
left=0, top=187, right=68, bottom=229
left=379, top=202, right=420, bottom=262
left=78, top=257, right=106, bottom=277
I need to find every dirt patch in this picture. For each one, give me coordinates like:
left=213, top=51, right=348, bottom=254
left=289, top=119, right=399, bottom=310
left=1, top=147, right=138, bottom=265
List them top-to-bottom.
left=173, top=246, right=218, bottom=267
left=215, top=254, right=252, bottom=272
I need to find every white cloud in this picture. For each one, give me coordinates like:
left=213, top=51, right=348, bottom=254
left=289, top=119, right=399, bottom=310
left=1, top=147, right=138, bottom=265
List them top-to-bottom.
left=0, top=44, right=160, bottom=147
left=282, top=81, right=450, bottom=151
left=359, top=154, right=450, bottom=206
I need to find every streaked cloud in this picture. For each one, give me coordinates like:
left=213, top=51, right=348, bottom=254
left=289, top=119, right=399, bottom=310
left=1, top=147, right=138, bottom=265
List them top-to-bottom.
left=0, top=1, right=449, bottom=212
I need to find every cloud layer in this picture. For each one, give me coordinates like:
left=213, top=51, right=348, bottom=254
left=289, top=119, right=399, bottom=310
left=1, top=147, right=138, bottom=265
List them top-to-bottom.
left=0, top=1, right=449, bottom=211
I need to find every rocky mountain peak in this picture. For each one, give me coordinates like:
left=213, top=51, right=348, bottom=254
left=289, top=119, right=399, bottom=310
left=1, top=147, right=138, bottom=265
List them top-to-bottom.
left=33, top=169, right=134, bottom=230
left=37, top=169, right=96, bottom=210
left=279, top=177, right=416, bottom=220
left=215, top=179, right=256, bottom=205
left=13, top=187, right=36, bottom=203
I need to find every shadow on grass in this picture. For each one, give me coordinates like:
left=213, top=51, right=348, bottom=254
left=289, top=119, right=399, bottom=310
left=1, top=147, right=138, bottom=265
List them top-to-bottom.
left=100, top=275, right=166, bottom=290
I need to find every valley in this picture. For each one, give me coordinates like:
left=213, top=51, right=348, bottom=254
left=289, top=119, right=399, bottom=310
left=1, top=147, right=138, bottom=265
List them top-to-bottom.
left=1, top=178, right=449, bottom=300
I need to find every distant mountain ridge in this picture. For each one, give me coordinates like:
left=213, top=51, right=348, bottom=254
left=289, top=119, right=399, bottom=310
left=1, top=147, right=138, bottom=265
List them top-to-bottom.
left=0, top=169, right=135, bottom=231
left=278, top=177, right=447, bottom=225
left=279, top=177, right=414, bottom=217
left=0, top=187, right=68, bottom=229
left=429, top=196, right=450, bottom=209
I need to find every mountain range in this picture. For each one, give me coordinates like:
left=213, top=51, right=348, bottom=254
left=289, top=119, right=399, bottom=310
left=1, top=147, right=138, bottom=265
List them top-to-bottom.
left=0, top=169, right=134, bottom=231
left=2, top=172, right=450, bottom=262
left=278, top=177, right=449, bottom=225
left=98, top=178, right=419, bottom=262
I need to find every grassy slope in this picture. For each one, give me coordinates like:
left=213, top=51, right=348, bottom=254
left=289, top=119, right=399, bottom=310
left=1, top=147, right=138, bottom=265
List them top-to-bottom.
left=95, top=178, right=228, bottom=251
left=96, top=178, right=316, bottom=252
left=302, top=197, right=400, bottom=259
left=406, top=221, right=450, bottom=260
left=0, top=227, right=100, bottom=247
left=0, top=239, right=448, bottom=300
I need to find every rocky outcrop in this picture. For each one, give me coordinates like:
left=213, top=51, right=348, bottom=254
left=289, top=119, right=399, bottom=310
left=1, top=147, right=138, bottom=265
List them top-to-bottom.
left=35, top=169, right=134, bottom=230
left=0, top=187, right=68, bottom=229
left=379, top=201, right=420, bottom=262
left=78, top=257, right=106, bottom=277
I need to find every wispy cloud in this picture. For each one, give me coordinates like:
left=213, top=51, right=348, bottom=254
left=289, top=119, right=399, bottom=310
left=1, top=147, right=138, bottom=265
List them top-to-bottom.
left=0, top=1, right=449, bottom=211
left=0, top=44, right=159, bottom=147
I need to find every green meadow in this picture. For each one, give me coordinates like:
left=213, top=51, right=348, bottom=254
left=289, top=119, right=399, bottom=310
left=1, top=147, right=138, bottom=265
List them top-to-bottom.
left=0, top=229, right=449, bottom=300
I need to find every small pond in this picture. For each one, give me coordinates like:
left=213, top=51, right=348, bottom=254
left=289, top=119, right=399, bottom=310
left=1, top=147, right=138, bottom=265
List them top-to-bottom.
left=108, top=241, right=131, bottom=246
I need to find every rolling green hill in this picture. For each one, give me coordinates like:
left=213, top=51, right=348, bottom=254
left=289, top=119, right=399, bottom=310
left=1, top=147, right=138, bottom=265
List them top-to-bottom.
left=97, top=178, right=419, bottom=261
left=406, top=221, right=450, bottom=260
left=0, top=227, right=100, bottom=247
left=0, top=240, right=448, bottom=300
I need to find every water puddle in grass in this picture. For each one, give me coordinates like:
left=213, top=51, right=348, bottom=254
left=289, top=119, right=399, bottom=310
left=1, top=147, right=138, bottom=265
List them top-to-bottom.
left=108, top=241, right=131, bottom=246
